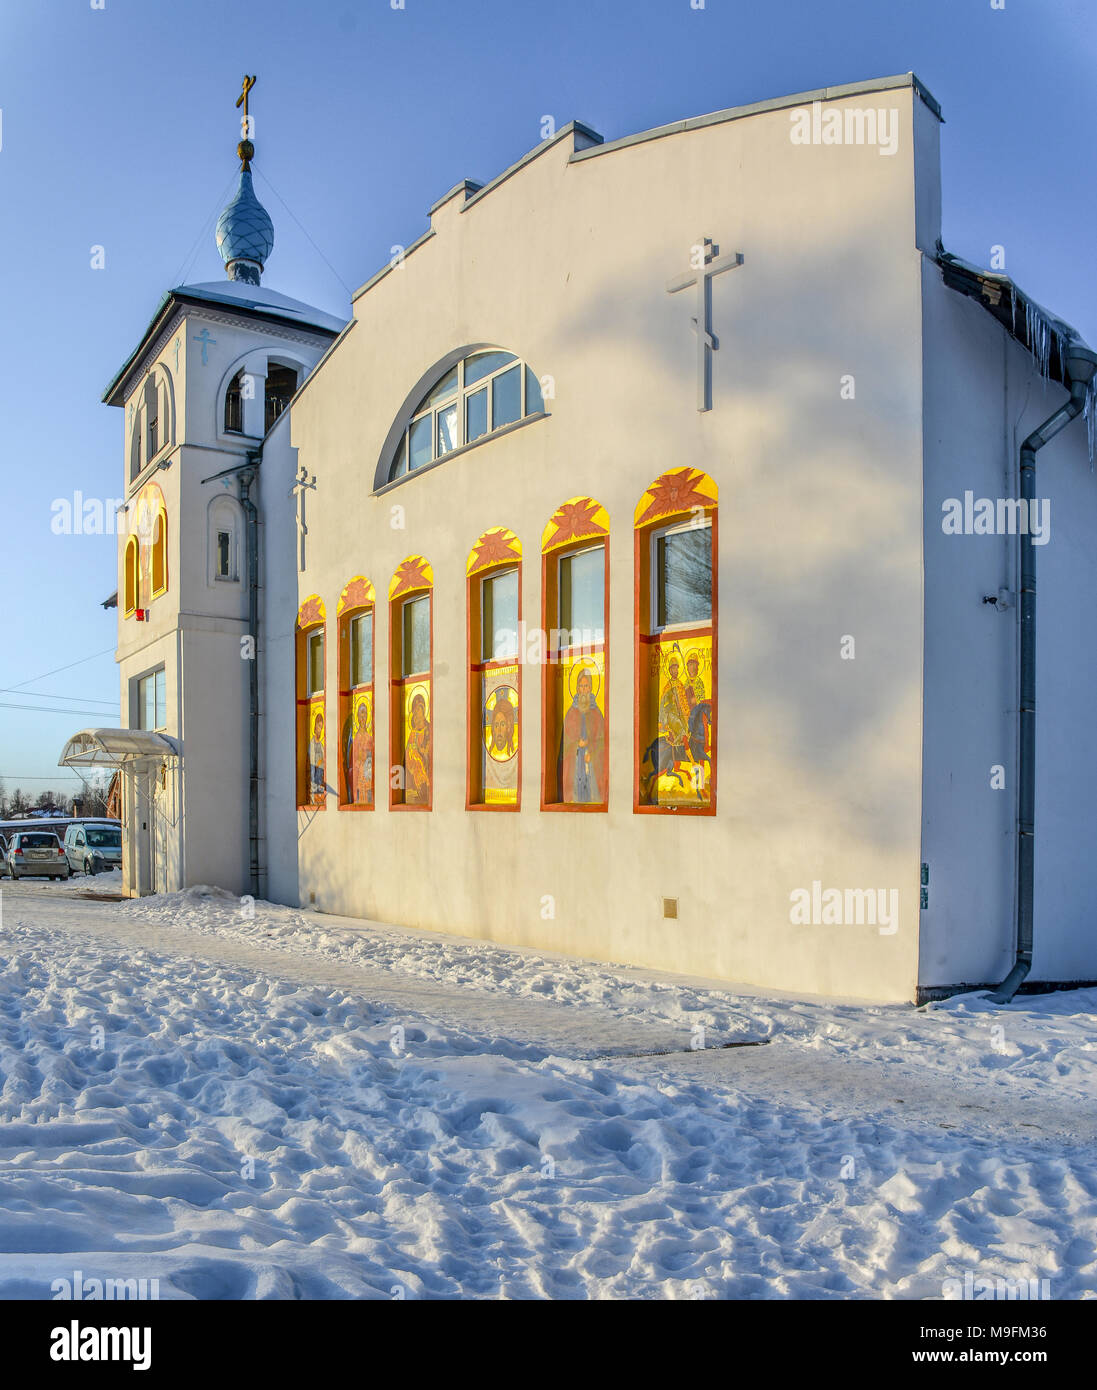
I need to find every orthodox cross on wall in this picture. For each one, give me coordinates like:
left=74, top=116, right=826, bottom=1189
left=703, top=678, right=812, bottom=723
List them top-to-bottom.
left=666, top=237, right=744, bottom=411
left=193, top=328, right=217, bottom=366
left=290, top=466, right=317, bottom=572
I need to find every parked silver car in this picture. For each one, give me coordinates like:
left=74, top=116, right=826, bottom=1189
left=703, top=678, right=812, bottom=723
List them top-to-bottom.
left=64, top=822, right=123, bottom=876
left=3, top=830, right=70, bottom=880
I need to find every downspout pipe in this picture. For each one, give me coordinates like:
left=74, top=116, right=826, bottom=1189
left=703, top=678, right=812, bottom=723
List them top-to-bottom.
left=990, top=342, right=1097, bottom=1003
left=238, top=456, right=262, bottom=900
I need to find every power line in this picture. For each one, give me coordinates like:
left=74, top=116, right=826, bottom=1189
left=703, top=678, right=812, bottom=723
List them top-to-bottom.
left=252, top=164, right=354, bottom=298
left=169, top=169, right=241, bottom=288
left=4, top=647, right=116, bottom=693
left=0, top=688, right=117, bottom=706
left=0, top=701, right=121, bottom=718
left=0, top=774, right=88, bottom=781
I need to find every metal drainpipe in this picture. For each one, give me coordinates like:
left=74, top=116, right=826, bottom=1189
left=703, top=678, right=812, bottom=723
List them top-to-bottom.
left=990, top=343, right=1097, bottom=1003
left=238, top=456, right=262, bottom=900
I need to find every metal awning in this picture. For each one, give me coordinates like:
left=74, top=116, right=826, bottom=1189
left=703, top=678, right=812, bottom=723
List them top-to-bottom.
left=59, top=728, right=183, bottom=768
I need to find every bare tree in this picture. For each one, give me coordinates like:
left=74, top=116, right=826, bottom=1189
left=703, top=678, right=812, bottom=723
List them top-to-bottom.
left=72, top=773, right=110, bottom=817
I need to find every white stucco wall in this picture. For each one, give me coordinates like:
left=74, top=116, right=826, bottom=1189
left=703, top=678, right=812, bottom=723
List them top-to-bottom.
left=263, top=82, right=936, bottom=1001
left=920, top=268, right=1097, bottom=988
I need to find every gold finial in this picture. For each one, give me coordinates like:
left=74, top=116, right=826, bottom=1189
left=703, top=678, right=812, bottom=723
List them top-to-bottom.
left=235, top=74, right=257, bottom=168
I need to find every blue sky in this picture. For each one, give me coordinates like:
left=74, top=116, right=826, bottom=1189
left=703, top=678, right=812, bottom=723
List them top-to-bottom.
left=0, top=0, right=1094, bottom=797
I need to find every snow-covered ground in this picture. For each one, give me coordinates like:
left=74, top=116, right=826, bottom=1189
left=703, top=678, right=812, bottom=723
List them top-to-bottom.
left=1, top=879, right=1095, bottom=1299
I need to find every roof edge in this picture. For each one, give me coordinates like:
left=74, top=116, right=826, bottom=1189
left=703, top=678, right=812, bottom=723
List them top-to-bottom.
left=570, top=72, right=941, bottom=165
left=935, top=247, right=1092, bottom=388
left=103, top=288, right=343, bottom=407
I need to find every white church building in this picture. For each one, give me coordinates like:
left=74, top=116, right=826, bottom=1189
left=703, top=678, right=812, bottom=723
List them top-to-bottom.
left=63, top=72, right=1097, bottom=1005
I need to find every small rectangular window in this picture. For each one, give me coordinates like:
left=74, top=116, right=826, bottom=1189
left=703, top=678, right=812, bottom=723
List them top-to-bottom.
left=465, top=351, right=515, bottom=386
left=492, top=365, right=521, bottom=431
left=525, top=366, right=544, bottom=415
left=225, top=388, right=243, bottom=434
left=466, top=388, right=488, bottom=444
left=436, top=402, right=459, bottom=456
left=408, top=415, right=432, bottom=471
left=148, top=418, right=158, bottom=457
left=655, top=525, right=712, bottom=629
left=216, top=530, right=231, bottom=579
left=559, top=545, right=605, bottom=646
left=481, top=568, right=519, bottom=662
left=402, top=596, right=430, bottom=677
left=350, top=611, right=373, bottom=686
left=307, top=631, right=325, bottom=694
left=137, top=668, right=167, bottom=731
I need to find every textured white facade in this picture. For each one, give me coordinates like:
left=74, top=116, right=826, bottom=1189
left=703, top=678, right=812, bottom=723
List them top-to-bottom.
left=95, top=75, right=1097, bottom=1003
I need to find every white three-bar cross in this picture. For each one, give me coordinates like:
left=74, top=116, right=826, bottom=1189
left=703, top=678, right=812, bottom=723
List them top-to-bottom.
left=666, top=238, right=743, bottom=411
left=290, top=466, right=316, bottom=572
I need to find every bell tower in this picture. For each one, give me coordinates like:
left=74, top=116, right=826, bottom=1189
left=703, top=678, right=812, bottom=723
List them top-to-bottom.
left=99, top=75, right=346, bottom=897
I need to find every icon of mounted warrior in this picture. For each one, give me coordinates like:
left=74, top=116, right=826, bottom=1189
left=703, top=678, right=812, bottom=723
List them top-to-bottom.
left=641, top=642, right=712, bottom=801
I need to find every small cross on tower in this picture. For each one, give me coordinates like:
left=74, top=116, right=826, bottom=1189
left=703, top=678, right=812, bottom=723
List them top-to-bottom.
left=666, top=237, right=744, bottom=411
left=290, top=466, right=317, bottom=573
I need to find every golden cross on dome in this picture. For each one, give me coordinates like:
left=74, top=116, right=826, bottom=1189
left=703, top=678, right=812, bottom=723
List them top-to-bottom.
left=236, top=74, right=257, bottom=122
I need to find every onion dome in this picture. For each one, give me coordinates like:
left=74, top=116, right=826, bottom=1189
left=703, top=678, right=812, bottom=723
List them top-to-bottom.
left=216, top=162, right=274, bottom=286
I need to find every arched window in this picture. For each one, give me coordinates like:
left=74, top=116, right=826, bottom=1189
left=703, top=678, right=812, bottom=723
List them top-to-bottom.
left=386, top=349, right=545, bottom=482
left=265, top=362, right=298, bottom=433
left=129, top=366, right=174, bottom=480
left=224, top=369, right=246, bottom=434
left=144, top=374, right=160, bottom=460
left=129, top=407, right=143, bottom=481
left=634, top=469, right=718, bottom=814
left=132, top=480, right=167, bottom=609
left=208, top=496, right=242, bottom=584
left=541, top=499, right=610, bottom=809
left=151, top=507, right=167, bottom=598
left=467, top=530, right=522, bottom=809
left=123, top=536, right=139, bottom=617
left=388, top=557, right=433, bottom=809
left=337, top=577, right=376, bottom=810
left=296, top=595, right=327, bottom=808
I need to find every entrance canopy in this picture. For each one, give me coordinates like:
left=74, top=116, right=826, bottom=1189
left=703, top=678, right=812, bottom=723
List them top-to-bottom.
left=59, top=728, right=183, bottom=768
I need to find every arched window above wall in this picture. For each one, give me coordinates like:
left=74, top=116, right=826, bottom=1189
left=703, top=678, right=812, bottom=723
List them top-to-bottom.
left=384, top=349, right=546, bottom=484
left=220, top=354, right=304, bottom=439
left=265, top=361, right=299, bottom=432
left=129, top=365, right=175, bottom=481
left=224, top=370, right=245, bottom=434
left=634, top=468, right=718, bottom=815
left=207, top=495, right=243, bottom=585
left=541, top=498, right=610, bottom=810
left=151, top=507, right=167, bottom=598
left=467, top=529, right=522, bottom=810
left=123, top=536, right=139, bottom=616
left=337, top=577, right=376, bottom=811
left=296, top=595, right=327, bottom=809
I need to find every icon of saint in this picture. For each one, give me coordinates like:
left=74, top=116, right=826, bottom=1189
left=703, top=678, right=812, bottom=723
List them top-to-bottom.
left=562, top=666, right=606, bottom=804
left=309, top=711, right=325, bottom=803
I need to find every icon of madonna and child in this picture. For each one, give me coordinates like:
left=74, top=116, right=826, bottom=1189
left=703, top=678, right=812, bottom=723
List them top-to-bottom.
left=402, top=684, right=432, bottom=805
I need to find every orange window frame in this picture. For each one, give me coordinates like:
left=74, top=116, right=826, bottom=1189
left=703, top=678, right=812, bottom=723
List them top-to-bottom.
left=634, top=510, right=718, bottom=817
left=540, top=539, right=609, bottom=812
left=467, top=558, right=523, bottom=811
left=389, top=568, right=433, bottom=812
left=338, top=599, right=376, bottom=811
left=295, top=606, right=327, bottom=811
